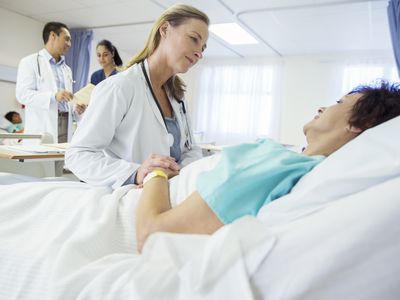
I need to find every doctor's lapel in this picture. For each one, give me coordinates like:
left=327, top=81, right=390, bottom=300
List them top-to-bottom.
left=38, top=52, right=58, bottom=93
left=140, top=61, right=168, bottom=132
left=62, top=67, right=73, bottom=92
left=145, top=86, right=168, bottom=131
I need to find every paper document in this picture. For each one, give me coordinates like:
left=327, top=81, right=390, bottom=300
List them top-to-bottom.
left=72, top=83, right=95, bottom=105
left=41, top=143, right=69, bottom=150
left=1, top=145, right=66, bottom=153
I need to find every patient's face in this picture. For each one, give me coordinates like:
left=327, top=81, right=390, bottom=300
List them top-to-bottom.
left=303, top=92, right=362, bottom=139
left=11, top=113, right=22, bottom=124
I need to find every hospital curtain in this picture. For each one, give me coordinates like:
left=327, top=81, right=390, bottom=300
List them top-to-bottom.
left=388, top=0, right=400, bottom=77
left=65, top=29, right=93, bottom=92
left=341, top=59, right=397, bottom=93
left=192, top=61, right=281, bottom=145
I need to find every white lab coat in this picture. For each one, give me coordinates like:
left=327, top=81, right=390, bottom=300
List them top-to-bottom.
left=16, top=49, right=75, bottom=143
left=65, top=61, right=202, bottom=189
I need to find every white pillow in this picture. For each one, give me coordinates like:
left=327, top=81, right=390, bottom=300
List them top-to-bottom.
left=257, top=115, right=400, bottom=225
left=0, top=117, right=11, bottom=130
left=251, top=176, right=400, bottom=300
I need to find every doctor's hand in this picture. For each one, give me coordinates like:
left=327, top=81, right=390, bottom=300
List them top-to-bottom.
left=55, top=90, right=74, bottom=102
left=74, top=104, right=87, bottom=115
left=135, top=154, right=180, bottom=185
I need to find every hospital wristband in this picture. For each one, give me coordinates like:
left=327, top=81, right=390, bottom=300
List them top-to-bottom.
left=143, top=170, right=168, bottom=186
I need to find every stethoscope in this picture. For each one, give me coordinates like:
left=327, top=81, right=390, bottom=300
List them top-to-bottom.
left=36, top=53, right=75, bottom=83
left=140, top=60, right=193, bottom=150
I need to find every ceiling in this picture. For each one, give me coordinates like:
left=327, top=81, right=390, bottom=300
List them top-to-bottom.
left=0, top=0, right=392, bottom=58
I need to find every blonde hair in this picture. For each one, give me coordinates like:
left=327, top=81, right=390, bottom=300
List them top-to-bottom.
left=125, top=4, right=209, bottom=100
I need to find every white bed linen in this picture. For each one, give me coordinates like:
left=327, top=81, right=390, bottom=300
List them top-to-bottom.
left=0, top=160, right=275, bottom=300
left=1, top=173, right=398, bottom=300
left=252, top=176, right=400, bottom=300
left=0, top=181, right=134, bottom=299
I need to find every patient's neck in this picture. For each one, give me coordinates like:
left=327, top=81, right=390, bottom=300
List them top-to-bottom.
left=303, top=134, right=350, bottom=157
left=302, top=143, right=331, bottom=156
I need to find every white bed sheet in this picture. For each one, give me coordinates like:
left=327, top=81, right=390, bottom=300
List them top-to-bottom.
left=0, top=157, right=275, bottom=300
left=1, top=164, right=399, bottom=299
left=0, top=181, right=134, bottom=299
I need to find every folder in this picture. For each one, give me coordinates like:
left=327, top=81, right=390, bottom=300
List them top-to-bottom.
left=72, top=83, right=95, bottom=105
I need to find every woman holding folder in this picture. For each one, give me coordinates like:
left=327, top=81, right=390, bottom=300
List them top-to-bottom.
left=66, top=4, right=208, bottom=189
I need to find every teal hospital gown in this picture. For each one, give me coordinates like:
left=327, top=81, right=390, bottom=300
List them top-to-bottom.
left=7, top=123, right=24, bottom=133
left=196, top=139, right=325, bottom=224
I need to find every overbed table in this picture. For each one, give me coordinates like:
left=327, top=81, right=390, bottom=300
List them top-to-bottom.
left=0, top=146, right=65, bottom=177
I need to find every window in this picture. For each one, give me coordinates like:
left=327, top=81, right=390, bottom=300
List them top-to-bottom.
left=193, top=63, right=280, bottom=145
left=342, top=63, right=397, bottom=93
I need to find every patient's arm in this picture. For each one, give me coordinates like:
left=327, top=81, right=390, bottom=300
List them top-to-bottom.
left=135, top=174, right=223, bottom=252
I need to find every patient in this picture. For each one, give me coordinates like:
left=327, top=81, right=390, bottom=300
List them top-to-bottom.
left=136, top=80, right=400, bottom=252
left=4, top=111, right=24, bottom=133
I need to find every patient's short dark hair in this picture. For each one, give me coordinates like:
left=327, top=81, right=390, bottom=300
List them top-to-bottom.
left=43, top=22, right=69, bottom=44
left=348, top=80, right=400, bottom=131
left=4, top=111, right=18, bottom=123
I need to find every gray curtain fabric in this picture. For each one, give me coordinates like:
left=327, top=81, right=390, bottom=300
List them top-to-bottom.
left=388, top=0, right=400, bottom=77
left=65, top=29, right=93, bottom=92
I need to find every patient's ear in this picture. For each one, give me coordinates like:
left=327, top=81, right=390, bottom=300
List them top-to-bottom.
left=346, top=125, right=363, bottom=134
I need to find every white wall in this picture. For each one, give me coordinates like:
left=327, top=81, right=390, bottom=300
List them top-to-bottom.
left=0, top=7, right=43, bottom=118
left=279, top=55, right=343, bottom=146
left=0, top=81, right=21, bottom=115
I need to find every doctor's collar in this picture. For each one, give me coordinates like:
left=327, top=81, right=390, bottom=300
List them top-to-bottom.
left=42, top=48, right=65, bottom=65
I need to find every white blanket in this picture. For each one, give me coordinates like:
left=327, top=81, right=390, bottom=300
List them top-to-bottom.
left=0, top=156, right=276, bottom=300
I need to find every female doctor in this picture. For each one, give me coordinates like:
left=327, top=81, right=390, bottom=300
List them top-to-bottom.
left=65, top=4, right=209, bottom=189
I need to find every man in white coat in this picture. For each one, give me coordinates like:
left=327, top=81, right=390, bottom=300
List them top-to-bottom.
left=16, top=22, right=85, bottom=144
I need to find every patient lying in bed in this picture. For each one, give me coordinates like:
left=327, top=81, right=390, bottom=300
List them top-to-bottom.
left=135, top=80, right=400, bottom=251
left=1, top=81, right=400, bottom=300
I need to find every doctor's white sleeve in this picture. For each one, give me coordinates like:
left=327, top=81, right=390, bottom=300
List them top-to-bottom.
left=15, top=56, right=53, bottom=109
left=65, top=82, right=138, bottom=189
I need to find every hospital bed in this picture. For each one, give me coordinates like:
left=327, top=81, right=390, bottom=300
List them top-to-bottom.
left=0, top=116, right=399, bottom=299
